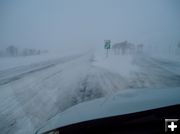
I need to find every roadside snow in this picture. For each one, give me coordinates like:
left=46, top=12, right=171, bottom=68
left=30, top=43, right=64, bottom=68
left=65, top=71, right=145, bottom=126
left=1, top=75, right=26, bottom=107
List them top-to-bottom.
left=0, top=51, right=82, bottom=71
left=148, top=51, right=180, bottom=63
left=93, top=53, right=139, bottom=79
left=142, top=53, right=180, bottom=75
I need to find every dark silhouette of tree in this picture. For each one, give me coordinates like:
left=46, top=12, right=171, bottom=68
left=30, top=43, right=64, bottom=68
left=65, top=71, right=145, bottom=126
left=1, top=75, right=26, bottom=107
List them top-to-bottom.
left=112, top=41, right=135, bottom=55
left=2, top=46, right=45, bottom=57
left=6, top=46, right=18, bottom=56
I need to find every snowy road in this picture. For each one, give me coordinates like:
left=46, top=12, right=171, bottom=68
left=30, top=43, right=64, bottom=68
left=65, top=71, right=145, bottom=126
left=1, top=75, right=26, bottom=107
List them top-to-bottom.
left=0, top=53, right=180, bottom=134
left=0, top=54, right=82, bottom=85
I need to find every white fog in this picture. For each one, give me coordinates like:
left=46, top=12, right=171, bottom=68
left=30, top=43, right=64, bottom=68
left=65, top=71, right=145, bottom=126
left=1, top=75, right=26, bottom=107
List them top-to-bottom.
left=0, top=0, right=180, bottom=134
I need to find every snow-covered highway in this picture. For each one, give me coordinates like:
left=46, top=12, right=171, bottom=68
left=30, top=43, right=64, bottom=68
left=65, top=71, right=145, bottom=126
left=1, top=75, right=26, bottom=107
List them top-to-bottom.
left=0, top=52, right=180, bottom=134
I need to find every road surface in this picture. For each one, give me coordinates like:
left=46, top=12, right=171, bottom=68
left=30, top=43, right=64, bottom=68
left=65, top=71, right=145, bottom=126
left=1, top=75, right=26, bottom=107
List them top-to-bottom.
left=0, top=53, right=180, bottom=134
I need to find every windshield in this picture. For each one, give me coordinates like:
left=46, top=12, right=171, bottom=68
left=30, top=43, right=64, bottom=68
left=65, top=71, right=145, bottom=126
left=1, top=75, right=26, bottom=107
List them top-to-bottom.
left=0, top=0, right=180, bottom=134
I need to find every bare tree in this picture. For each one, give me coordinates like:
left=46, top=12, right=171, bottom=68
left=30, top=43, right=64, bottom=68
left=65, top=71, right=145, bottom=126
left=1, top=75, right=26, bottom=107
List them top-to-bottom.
left=112, top=41, right=135, bottom=55
left=6, top=46, right=18, bottom=56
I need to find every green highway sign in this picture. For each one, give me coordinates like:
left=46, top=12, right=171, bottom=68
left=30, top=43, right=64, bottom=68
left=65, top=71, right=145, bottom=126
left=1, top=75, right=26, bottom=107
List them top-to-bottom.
left=104, top=40, right=111, bottom=49
left=104, top=40, right=111, bottom=57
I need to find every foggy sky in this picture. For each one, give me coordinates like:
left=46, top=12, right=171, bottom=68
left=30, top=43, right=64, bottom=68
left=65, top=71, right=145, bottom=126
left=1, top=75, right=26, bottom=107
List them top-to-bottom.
left=0, top=0, right=180, bottom=51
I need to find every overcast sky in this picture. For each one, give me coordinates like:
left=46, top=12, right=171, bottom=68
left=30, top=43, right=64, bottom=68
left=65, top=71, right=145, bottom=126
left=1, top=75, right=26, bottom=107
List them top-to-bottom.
left=0, top=0, right=180, bottom=51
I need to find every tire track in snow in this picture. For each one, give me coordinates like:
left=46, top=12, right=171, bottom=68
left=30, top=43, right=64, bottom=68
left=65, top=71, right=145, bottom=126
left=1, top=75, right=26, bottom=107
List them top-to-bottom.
left=71, top=66, right=129, bottom=105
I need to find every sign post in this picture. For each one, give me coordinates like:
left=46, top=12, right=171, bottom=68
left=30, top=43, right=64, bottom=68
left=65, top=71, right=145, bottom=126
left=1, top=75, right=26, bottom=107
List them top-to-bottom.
left=104, top=40, right=111, bottom=57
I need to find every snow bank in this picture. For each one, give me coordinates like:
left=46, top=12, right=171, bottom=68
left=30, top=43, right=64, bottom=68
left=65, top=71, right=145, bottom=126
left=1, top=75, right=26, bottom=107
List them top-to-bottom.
left=93, top=52, right=139, bottom=78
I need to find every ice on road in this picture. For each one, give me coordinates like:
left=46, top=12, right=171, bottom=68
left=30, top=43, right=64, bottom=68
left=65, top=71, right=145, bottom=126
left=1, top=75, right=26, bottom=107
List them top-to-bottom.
left=0, top=52, right=180, bottom=134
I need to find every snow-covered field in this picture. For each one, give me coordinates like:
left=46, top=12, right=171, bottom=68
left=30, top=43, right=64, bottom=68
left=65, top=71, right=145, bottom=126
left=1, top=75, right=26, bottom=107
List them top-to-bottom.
left=0, top=50, right=180, bottom=134
left=0, top=51, right=82, bottom=71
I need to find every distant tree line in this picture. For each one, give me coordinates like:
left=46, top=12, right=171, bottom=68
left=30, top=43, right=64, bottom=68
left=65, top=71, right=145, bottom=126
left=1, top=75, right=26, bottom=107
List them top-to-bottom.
left=111, top=40, right=180, bottom=56
left=112, top=40, right=144, bottom=55
left=0, top=45, right=48, bottom=57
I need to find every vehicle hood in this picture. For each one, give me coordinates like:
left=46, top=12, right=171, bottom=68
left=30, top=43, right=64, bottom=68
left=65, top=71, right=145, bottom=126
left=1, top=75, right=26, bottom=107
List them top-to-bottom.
left=36, top=87, right=180, bottom=134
